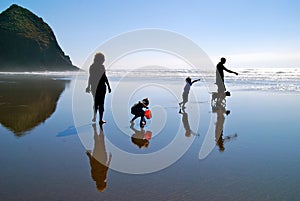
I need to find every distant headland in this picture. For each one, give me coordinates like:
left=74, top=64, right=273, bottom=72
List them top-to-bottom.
left=0, top=4, right=79, bottom=71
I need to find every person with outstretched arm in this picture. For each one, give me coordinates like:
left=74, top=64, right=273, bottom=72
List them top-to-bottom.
left=216, top=57, right=238, bottom=93
left=179, top=77, right=200, bottom=108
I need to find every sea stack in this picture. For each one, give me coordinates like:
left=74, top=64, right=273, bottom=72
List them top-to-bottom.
left=0, top=4, right=79, bottom=71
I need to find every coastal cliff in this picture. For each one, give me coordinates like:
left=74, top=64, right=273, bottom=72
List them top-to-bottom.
left=0, top=4, right=79, bottom=71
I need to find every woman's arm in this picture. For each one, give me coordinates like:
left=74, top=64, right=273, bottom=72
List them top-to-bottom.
left=86, top=69, right=92, bottom=92
left=104, top=73, right=111, bottom=93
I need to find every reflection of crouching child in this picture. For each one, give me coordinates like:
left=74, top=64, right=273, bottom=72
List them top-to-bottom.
left=130, top=98, right=149, bottom=127
left=130, top=123, right=152, bottom=148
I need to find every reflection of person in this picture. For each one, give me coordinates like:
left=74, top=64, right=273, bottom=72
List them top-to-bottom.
left=86, top=53, right=111, bottom=124
left=216, top=58, right=238, bottom=93
left=179, top=77, right=200, bottom=108
left=211, top=94, right=237, bottom=152
left=130, top=98, right=149, bottom=127
left=215, top=105, right=227, bottom=152
left=179, top=108, right=198, bottom=137
left=130, top=122, right=151, bottom=148
left=86, top=124, right=112, bottom=192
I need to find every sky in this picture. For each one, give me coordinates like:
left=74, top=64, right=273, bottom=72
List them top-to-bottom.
left=1, top=0, right=300, bottom=68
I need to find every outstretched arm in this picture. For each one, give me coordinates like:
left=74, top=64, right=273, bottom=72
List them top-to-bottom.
left=223, top=66, right=238, bottom=75
left=86, top=69, right=92, bottom=92
left=191, top=78, right=201, bottom=84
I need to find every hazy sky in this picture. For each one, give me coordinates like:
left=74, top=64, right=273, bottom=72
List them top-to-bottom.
left=1, top=0, right=300, bottom=68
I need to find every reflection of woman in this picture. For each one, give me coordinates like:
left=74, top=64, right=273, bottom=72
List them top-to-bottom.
left=86, top=53, right=111, bottom=124
left=130, top=123, right=151, bottom=148
left=86, top=124, right=112, bottom=192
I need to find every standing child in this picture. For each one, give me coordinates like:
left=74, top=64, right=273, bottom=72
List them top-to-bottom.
left=179, top=77, right=200, bottom=108
left=130, top=98, right=149, bottom=127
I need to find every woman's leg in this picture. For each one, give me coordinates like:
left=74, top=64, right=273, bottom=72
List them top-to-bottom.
left=97, top=88, right=106, bottom=124
left=92, top=94, right=97, bottom=122
left=99, top=104, right=105, bottom=124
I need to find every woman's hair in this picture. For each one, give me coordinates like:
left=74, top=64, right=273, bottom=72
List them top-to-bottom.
left=93, top=52, right=105, bottom=65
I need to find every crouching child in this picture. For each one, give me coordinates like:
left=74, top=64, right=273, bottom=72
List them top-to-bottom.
left=130, top=98, right=149, bottom=127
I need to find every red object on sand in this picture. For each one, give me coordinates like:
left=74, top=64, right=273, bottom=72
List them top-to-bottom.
left=145, top=109, right=152, bottom=119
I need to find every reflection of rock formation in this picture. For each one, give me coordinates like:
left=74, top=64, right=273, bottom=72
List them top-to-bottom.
left=0, top=76, right=68, bottom=136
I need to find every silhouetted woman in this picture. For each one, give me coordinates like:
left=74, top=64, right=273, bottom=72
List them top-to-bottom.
left=86, top=53, right=111, bottom=124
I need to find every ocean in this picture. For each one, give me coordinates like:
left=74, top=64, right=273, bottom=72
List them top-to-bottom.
left=0, top=68, right=299, bottom=200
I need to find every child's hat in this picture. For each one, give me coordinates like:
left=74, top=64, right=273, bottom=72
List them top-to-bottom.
left=142, top=98, right=149, bottom=106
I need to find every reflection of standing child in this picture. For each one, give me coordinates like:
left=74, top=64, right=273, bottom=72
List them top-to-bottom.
left=179, top=77, right=200, bottom=108
left=130, top=98, right=149, bottom=127
left=179, top=108, right=198, bottom=138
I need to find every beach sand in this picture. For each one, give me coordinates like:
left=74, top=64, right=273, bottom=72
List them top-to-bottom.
left=0, top=72, right=300, bottom=200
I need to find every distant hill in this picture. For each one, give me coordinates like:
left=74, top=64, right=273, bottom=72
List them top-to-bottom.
left=0, top=4, right=79, bottom=71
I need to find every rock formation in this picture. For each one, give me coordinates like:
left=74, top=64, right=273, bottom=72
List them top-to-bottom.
left=0, top=4, right=79, bottom=71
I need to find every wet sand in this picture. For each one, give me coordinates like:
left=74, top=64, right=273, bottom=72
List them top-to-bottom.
left=0, top=74, right=300, bottom=201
